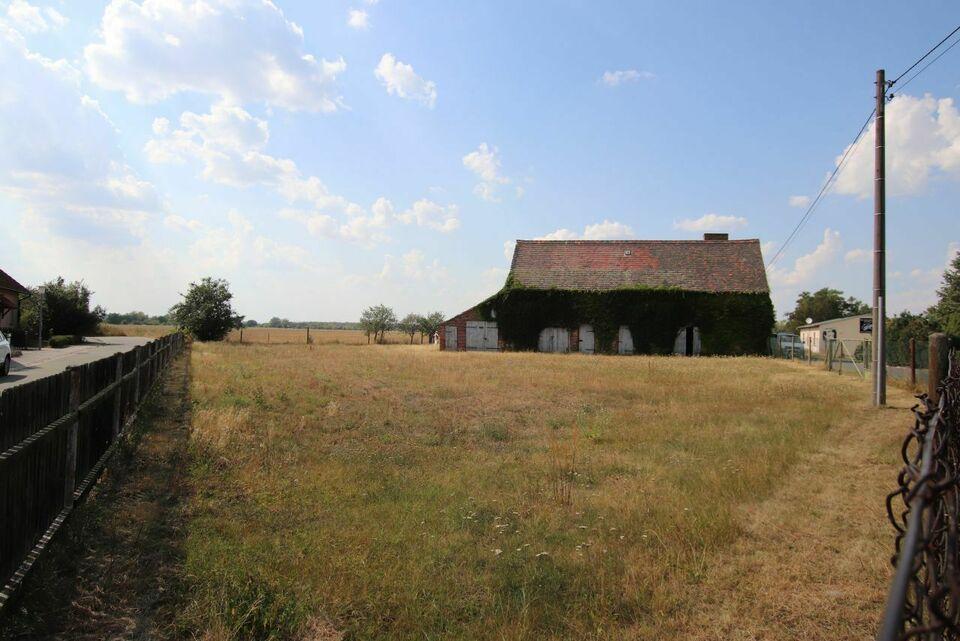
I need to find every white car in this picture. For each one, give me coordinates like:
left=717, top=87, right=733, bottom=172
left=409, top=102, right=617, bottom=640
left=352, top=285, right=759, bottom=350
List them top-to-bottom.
left=0, top=330, right=11, bottom=376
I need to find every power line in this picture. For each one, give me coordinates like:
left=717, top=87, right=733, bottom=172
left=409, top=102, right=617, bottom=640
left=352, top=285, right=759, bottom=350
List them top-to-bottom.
left=767, top=23, right=960, bottom=271
left=889, top=23, right=960, bottom=87
left=890, top=32, right=960, bottom=97
left=765, top=108, right=875, bottom=270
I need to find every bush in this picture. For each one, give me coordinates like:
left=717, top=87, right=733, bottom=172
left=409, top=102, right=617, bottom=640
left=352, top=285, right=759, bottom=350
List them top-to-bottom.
left=49, top=335, right=82, bottom=348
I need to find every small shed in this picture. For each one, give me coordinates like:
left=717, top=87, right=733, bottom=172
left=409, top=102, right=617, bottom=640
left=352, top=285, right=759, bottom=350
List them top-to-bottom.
left=0, top=268, right=29, bottom=331
left=797, top=313, right=873, bottom=357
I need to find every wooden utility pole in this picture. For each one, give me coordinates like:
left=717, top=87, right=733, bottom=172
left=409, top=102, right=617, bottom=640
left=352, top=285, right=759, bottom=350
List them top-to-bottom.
left=873, top=69, right=888, bottom=406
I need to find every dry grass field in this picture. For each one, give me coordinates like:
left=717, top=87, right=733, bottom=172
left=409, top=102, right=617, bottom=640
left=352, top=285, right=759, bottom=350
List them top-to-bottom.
left=99, top=323, right=175, bottom=338
left=223, top=327, right=414, bottom=345
left=175, top=343, right=912, bottom=641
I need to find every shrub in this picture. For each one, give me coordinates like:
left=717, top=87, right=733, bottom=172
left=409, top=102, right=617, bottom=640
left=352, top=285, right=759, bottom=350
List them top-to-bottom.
left=49, top=335, right=82, bottom=348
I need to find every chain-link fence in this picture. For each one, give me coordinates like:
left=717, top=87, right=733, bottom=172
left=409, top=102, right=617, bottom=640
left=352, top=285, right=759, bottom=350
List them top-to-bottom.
left=878, top=349, right=959, bottom=640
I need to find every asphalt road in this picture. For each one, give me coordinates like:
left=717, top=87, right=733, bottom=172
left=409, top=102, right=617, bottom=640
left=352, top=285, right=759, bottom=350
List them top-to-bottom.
left=0, top=336, right=150, bottom=392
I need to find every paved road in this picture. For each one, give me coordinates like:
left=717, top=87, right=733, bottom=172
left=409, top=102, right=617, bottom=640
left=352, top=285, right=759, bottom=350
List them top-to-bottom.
left=0, top=336, right=150, bottom=392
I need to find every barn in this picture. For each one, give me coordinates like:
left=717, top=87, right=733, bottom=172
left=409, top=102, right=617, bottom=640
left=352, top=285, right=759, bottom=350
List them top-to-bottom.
left=439, top=233, right=773, bottom=355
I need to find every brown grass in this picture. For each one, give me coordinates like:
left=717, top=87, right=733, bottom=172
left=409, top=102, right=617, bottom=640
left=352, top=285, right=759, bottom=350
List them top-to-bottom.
left=99, top=323, right=175, bottom=338
left=224, top=327, right=417, bottom=345
left=177, top=344, right=911, bottom=640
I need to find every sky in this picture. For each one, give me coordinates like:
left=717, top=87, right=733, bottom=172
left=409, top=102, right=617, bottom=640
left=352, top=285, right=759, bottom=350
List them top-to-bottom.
left=0, top=0, right=958, bottom=323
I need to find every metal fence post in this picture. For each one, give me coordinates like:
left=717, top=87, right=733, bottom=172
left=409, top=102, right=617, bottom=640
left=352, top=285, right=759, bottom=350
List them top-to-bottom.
left=929, top=333, right=949, bottom=404
left=909, top=338, right=916, bottom=388
left=133, top=346, right=141, bottom=405
left=111, top=352, right=123, bottom=439
left=63, top=366, right=81, bottom=506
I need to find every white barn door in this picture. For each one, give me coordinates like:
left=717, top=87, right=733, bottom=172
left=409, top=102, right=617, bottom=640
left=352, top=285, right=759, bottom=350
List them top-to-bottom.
left=466, top=321, right=498, bottom=351
left=579, top=324, right=595, bottom=354
left=444, top=325, right=457, bottom=350
left=618, top=326, right=634, bottom=355
left=674, top=326, right=701, bottom=356
left=538, top=328, right=570, bottom=353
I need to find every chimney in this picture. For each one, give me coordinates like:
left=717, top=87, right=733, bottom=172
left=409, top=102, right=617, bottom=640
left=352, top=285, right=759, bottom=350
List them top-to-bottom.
left=703, top=233, right=729, bottom=241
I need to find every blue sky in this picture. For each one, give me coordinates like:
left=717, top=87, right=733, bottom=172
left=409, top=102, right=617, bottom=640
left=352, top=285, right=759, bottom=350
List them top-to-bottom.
left=1, top=0, right=958, bottom=322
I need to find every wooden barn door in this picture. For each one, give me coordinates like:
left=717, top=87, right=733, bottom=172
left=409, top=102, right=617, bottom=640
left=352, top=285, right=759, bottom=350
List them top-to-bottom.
left=466, top=321, right=498, bottom=351
left=579, top=324, right=595, bottom=353
left=444, top=325, right=457, bottom=350
left=618, top=326, right=634, bottom=355
left=674, top=326, right=700, bottom=356
left=538, top=328, right=570, bottom=353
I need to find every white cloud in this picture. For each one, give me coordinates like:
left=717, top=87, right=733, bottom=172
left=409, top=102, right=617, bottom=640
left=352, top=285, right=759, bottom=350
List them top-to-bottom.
left=84, top=0, right=346, bottom=112
left=5, top=1, right=66, bottom=33
left=347, top=9, right=369, bottom=29
left=0, top=24, right=159, bottom=240
left=374, top=53, right=436, bottom=108
left=600, top=69, right=655, bottom=87
left=834, top=94, right=960, bottom=198
left=146, top=102, right=364, bottom=217
left=462, top=143, right=514, bottom=202
left=789, top=195, right=810, bottom=208
left=395, top=198, right=460, bottom=232
left=279, top=203, right=390, bottom=247
left=673, top=213, right=748, bottom=232
left=164, top=214, right=202, bottom=231
left=537, top=220, right=634, bottom=241
left=583, top=220, right=634, bottom=239
left=538, top=228, right=579, bottom=241
left=768, top=228, right=842, bottom=287
left=504, top=239, right=516, bottom=261
left=844, top=248, right=870, bottom=264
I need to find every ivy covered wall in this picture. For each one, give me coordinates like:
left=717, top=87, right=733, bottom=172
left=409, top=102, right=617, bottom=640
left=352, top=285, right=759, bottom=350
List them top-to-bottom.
left=477, top=286, right=774, bottom=355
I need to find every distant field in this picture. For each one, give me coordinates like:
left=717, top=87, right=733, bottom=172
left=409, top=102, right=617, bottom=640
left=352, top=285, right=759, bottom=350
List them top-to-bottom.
left=99, top=323, right=175, bottom=338
left=225, top=327, right=416, bottom=345
left=176, top=344, right=909, bottom=640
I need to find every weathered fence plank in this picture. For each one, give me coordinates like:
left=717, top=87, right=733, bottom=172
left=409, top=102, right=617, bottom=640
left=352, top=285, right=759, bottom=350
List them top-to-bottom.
left=0, top=333, right=184, bottom=612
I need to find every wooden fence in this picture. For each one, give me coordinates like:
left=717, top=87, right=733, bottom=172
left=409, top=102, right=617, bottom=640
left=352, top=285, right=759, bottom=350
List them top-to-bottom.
left=0, top=332, right=185, bottom=611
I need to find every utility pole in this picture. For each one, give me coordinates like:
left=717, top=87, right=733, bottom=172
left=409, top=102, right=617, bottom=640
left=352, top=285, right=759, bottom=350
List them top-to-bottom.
left=873, top=69, right=887, bottom=406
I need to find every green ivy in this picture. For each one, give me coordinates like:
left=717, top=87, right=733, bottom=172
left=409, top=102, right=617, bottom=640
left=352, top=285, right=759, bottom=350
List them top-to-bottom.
left=477, top=286, right=774, bottom=355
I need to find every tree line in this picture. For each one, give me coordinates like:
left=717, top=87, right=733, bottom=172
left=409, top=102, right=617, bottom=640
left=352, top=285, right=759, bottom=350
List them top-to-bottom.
left=359, top=305, right=445, bottom=344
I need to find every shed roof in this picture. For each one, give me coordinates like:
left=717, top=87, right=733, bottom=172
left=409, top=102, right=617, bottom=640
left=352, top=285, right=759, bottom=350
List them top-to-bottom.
left=507, top=239, right=769, bottom=293
left=0, top=268, right=28, bottom=295
left=796, top=312, right=873, bottom=330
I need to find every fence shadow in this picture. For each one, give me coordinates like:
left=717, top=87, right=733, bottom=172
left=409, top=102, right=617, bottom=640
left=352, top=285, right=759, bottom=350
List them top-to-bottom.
left=0, top=340, right=192, bottom=639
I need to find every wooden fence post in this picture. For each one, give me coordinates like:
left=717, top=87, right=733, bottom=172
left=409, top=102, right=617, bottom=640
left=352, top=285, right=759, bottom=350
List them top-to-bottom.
left=306, top=327, right=310, bottom=344
left=240, top=328, right=243, bottom=344
left=929, top=333, right=949, bottom=404
left=909, top=338, right=917, bottom=388
left=826, top=339, right=833, bottom=371
left=133, top=346, right=141, bottom=405
left=111, top=352, right=123, bottom=439
left=63, top=366, right=81, bottom=506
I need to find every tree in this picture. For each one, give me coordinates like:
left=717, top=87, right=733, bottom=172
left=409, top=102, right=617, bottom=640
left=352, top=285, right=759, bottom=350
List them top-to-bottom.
left=930, top=251, right=960, bottom=336
left=20, top=277, right=105, bottom=338
left=170, top=277, right=242, bottom=341
left=783, top=288, right=870, bottom=333
left=359, top=304, right=396, bottom=344
left=418, top=311, right=445, bottom=344
left=398, top=313, right=423, bottom=344
left=243, top=319, right=259, bottom=328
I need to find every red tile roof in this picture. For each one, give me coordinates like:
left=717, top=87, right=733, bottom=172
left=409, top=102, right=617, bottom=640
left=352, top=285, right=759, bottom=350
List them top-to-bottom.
left=508, top=239, right=769, bottom=293
left=0, top=268, right=28, bottom=294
